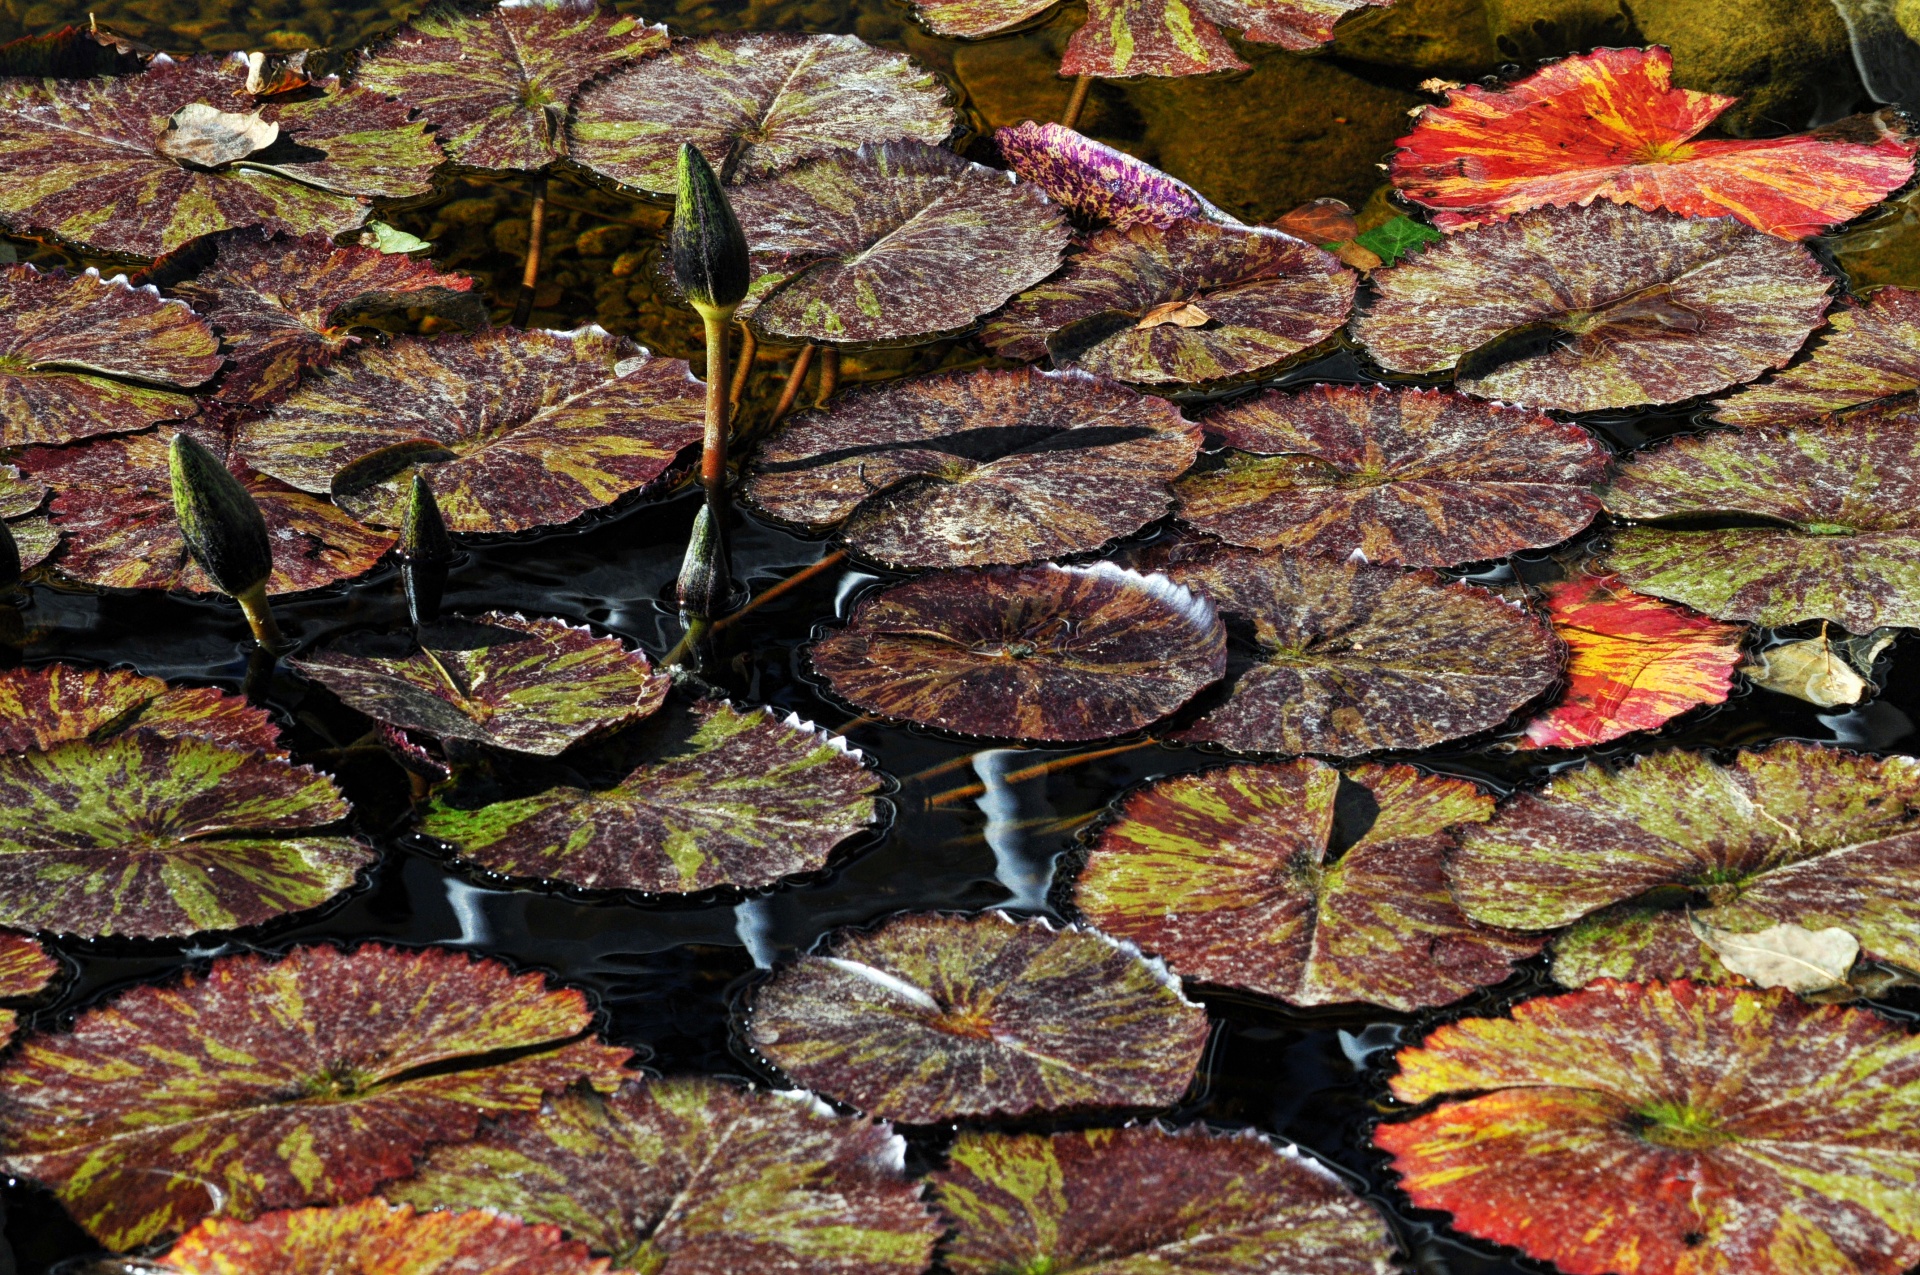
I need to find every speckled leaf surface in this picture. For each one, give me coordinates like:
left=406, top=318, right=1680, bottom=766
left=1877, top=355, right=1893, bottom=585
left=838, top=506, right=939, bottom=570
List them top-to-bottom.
left=358, top=0, right=666, bottom=172
left=904, top=0, right=1053, bottom=37
left=909, top=0, right=1387, bottom=67
left=572, top=33, right=952, bottom=195
left=1392, top=48, right=1917, bottom=238
left=0, top=55, right=442, bottom=257
left=995, top=122, right=1232, bottom=230
left=730, top=142, right=1068, bottom=346
left=1351, top=202, right=1832, bottom=413
left=983, top=220, right=1355, bottom=385
left=1717, top=287, right=1920, bottom=427
left=744, top=367, right=1200, bottom=569
left=1176, top=384, right=1606, bottom=565
left=1599, top=413, right=1920, bottom=629
left=0, top=465, right=54, bottom=571
left=809, top=562, right=1225, bottom=742
left=291, top=614, right=668, bottom=757
left=0, top=662, right=280, bottom=754
left=420, top=700, right=880, bottom=893
left=1451, top=742, right=1920, bottom=987
left=1076, top=760, right=1538, bottom=1010
left=747, top=911, right=1209, bottom=1123
left=0, top=932, right=58, bottom=1049
left=0, top=943, right=634, bottom=1250
left=1375, top=981, right=1920, bottom=1275
left=392, top=1078, right=939, bottom=1273
left=933, top=1125, right=1396, bottom=1275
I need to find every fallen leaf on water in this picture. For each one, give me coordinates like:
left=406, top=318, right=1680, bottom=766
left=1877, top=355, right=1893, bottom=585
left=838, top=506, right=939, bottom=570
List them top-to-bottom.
left=154, top=103, right=279, bottom=166
left=1269, top=198, right=1356, bottom=243
left=1136, top=299, right=1211, bottom=328
left=1744, top=628, right=1874, bottom=707
left=1688, top=916, right=1857, bottom=993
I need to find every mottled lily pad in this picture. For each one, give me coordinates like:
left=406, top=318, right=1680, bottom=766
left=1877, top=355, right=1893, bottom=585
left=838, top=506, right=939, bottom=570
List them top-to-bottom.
left=572, top=33, right=953, bottom=194
left=995, top=122, right=1233, bottom=231
left=729, top=142, right=1069, bottom=346
left=1351, top=202, right=1833, bottom=413
left=983, top=220, right=1355, bottom=385
left=1716, top=287, right=1920, bottom=427
left=236, top=327, right=704, bottom=534
left=744, top=367, right=1201, bottom=569
left=1176, top=384, right=1607, bottom=565
left=1599, top=413, right=1920, bottom=630
left=0, top=466, right=54, bottom=570
left=809, top=562, right=1226, bottom=742
left=0, top=662, right=281, bottom=754
left=1451, top=742, right=1920, bottom=987
left=1076, top=760, right=1539, bottom=1010
left=748, top=911, right=1209, bottom=1123
left=0, top=932, right=59, bottom=1049
left=0, top=943, right=633, bottom=1249
left=1375, top=981, right=1920, bottom=1275
left=392, top=1078, right=940, bottom=1272
left=933, top=1125, right=1396, bottom=1275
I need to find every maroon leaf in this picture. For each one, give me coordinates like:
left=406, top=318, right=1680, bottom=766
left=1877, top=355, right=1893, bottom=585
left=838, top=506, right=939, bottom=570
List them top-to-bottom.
left=1715, top=286, right=1920, bottom=428
left=0, top=662, right=280, bottom=755
left=0, top=931, right=59, bottom=1049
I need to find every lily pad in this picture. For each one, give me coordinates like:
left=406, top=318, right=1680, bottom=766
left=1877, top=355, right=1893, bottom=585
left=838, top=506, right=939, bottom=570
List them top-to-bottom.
left=357, top=0, right=667, bottom=172
left=571, top=33, right=954, bottom=194
left=1393, top=48, right=1917, bottom=238
left=0, top=54, right=442, bottom=258
left=995, top=122, right=1233, bottom=231
left=729, top=142, right=1069, bottom=346
left=1350, top=202, right=1833, bottom=413
left=982, top=220, right=1355, bottom=385
left=1716, top=287, right=1920, bottom=427
left=743, top=367, right=1201, bottom=570
left=1175, top=384, right=1607, bottom=565
left=1599, top=413, right=1920, bottom=630
left=0, top=465, right=55, bottom=571
left=808, top=562, right=1226, bottom=743
left=1516, top=574, right=1745, bottom=750
left=0, top=662, right=281, bottom=755
left=1450, top=742, right=1920, bottom=987
left=1076, top=760, right=1539, bottom=1010
left=747, top=911, right=1209, bottom=1123
left=0, top=932, right=59, bottom=1049
left=0, top=942, right=634, bottom=1249
left=1374, top=980, right=1920, bottom=1275
left=391, top=1078, right=940, bottom=1272
left=933, top=1125, right=1396, bottom=1275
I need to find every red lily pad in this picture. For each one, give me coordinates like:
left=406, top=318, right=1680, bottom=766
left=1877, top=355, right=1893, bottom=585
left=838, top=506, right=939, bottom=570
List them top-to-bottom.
left=572, top=33, right=954, bottom=195
left=1392, top=47, right=1917, bottom=238
left=0, top=54, right=442, bottom=258
left=995, top=122, right=1233, bottom=231
left=1350, top=202, right=1833, bottom=413
left=983, top=219, right=1355, bottom=385
left=1716, top=287, right=1920, bottom=428
left=235, top=327, right=705, bottom=534
left=743, top=367, right=1202, bottom=570
left=1175, top=384, right=1607, bottom=565
left=0, top=466, right=54, bottom=571
left=809, top=562, right=1226, bottom=743
left=0, top=662, right=281, bottom=755
left=1076, top=760, right=1539, bottom=1010
left=747, top=911, right=1209, bottom=1123
left=0, top=932, right=60, bottom=1050
left=0, top=943, right=634, bottom=1249
left=1375, top=980, right=1920, bottom=1275
left=391, top=1077, right=941, bottom=1272
left=933, top=1125, right=1396, bottom=1275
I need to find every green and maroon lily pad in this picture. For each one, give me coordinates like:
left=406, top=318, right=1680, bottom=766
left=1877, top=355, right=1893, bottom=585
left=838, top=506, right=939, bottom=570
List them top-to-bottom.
left=357, top=0, right=667, bottom=173
left=571, top=32, right=954, bottom=194
left=0, top=54, right=442, bottom=258
left=994, top=122, right=1234, bottom=231
left=730, top=142, right=1070, bottom=347
left=1351, top=202, right=1833, bottom=413
left=982, top=220, right=1355, bottom=385
left=1715, top=286, right=1920, bottom=427
left=235, top=327, right=705, bottom=533
left=743, top=367, right=1201, bottom=570
left=1176, top=384, right=1608, bottom=565
left=1599, top=412, right=1920, bottom=630
left=0, top=465, right=56, bottom=572
left=809, top=562, right=1226, bottom=742
left=291, top=614, right=668, bottom=757
left=0, top=662, right=280, bottom=755
left=419, top=699, right=881, bottom=894
left=1450, top=742, right=1920, bottom=987
left=1076, top=760, right=1540, bottom=1010
left=748, top=911, right=1209, bottom=1123
left=0, top=932, right=60, bottom=1049
left=0, top=943, right=633, bottom=1250
left=1375, top=980, right=1920, bottom=1275
left=391, top=1077, right=940, bottom=1272
left=933, top=1125, right=1396, bottom=1275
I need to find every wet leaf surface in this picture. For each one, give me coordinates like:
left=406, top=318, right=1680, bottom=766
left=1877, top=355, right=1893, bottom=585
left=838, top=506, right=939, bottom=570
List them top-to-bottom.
left=910, top=0, right=1388, bottom=71
left=995, top=122, right=1232, bottom=231
left=1351, top=202, right=1832, bottom=412
left=1716, top=286, right=1920, bottom=427
left=744, top=367, right=1201, bottom=569
left=1175, top=384, right=1606, bottom=565
left=809, top=562, right=1226, bottom=742
left=0, top=662, right=281, bottom=755
left=1075, top=760, right=1540, bottom=1009
left=747, top=911, right=1209, bottom=1123
left=0, top=932, right=59, bottom=1050
left=0, top=943, right=633, bottom=1249
left=1375, top=980, right=1920, bottom=1275
left=391, top=1077, right=939, bottom=1272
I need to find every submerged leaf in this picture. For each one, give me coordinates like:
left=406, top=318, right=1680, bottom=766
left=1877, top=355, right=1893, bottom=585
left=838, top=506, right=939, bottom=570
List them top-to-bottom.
left=995, top=122, right=1233, bottom=231
left=1350, top=215, right=1441, bottom=265
left=1716, top=287, right=1920, bottom=427
left=0, top=662, right=280, bottom=755
left=748, top=911, right=1209, bottom=1123
left=1690, top=917, right=1857, bottom=993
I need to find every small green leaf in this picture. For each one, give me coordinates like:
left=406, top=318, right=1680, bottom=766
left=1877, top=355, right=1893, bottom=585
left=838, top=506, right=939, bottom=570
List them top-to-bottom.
left=1350, top=215, right=1440, bottom=265
left=359, top=220, right=432, bottom=254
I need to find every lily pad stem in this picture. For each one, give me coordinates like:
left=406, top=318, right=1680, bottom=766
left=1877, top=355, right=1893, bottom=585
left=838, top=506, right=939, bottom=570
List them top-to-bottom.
left=1061, top=75, right=1093, bottom=129
left=511, top=175, right=549, bottom=327
left=767, top=344, right=816, bottom=428
left=815, top=346, right=840, bottom=407
left=234, top=581, right=286, bottom=652
left=927, top=738, right=1154, bottom=807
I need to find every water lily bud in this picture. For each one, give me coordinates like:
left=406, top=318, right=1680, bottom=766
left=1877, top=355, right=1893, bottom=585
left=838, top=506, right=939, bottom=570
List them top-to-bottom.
left=670, top=143, right=748, bottom=317
left=169, top=432, right=282, bottom=648
left=400, top=472, right=453, bottom=564
left=676, top=501, right=730, bottom=619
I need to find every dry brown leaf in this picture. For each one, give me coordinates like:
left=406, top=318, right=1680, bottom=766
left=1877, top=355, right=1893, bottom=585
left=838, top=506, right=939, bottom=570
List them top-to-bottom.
left=153, top=103, right=279, bottom=167
left=1134, top=300, right=1211, bottom=329
left=1745, top=630, right=1870, bottom=707
left=1689, top=917, right=1858, bottom=993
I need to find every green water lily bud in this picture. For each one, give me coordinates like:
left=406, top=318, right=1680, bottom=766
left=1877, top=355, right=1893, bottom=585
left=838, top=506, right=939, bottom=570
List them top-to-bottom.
left=670, top=143, right=748, bottom=317
left=169, top=432, right=283, bottom=648
left=400, top=471, right=453, bottom=564
left=676, top=501, right=730, bottom=619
